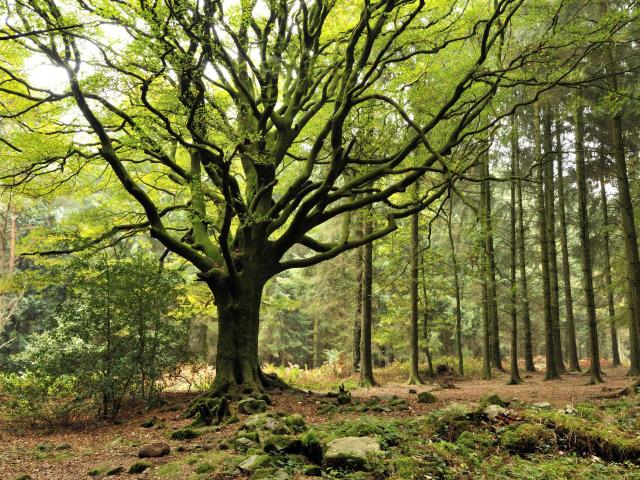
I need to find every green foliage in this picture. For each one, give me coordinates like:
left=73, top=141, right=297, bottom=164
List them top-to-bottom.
left=10, top=252, right=192, bottom=420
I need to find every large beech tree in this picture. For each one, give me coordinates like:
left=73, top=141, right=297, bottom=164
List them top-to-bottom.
left=0, top=0, right=604, bottom=393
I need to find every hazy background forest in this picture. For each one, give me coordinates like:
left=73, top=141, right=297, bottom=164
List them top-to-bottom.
left=1, top=0, right=640, bottom=479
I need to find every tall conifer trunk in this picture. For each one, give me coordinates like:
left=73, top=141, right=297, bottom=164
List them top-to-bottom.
left=573, top=104, right=603, bottom=384
left=556, top=123, right=581, bottom=371
left=600, top=174, right=621, bottom=367
left=360, top=216, right=377, bottom=386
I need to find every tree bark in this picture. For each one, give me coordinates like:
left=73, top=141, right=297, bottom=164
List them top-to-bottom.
left=534, top=103, right=561, bottom=380
left=573, top=104, right=603, bottom=384
left=542, top=107, right=566, bottom=374
left=508, top=118, right=523, bottom=385
left=556, top=123, right=581, bottom=372
left=516, top=129, right=535, bottom=373
left=482, top=148, right=503, bottom=371
left=600, top=174, right=622, bottom=367
left=448, top=197, right=465, bottom=377
left=408, top=207, right=423, bottom=384
left=360, top=215, right=377, bottom=387
left=354, top=216, right=363, bottom=371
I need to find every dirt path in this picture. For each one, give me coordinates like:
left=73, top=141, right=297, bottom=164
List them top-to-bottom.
left=0, top=366, right=635, bottom=479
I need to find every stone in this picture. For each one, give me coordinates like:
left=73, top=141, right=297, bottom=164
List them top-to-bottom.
left=408, top=388, right=417, bottom=394
left=417, top=391, right=437, bottom=404
left=480, top=393, right=508, bottom=407
left=238, top=398, right=268, bottom=415
left=532, top=401, right=552, bottom=409
left=483, top=404, right=508, bottom=419
left=285, top=414, right=307, bottom=433
left=169, top=427, right=200, bottom=440
left=263, top=435, right=303, bottom=454
left=234, top=436, right=256, bottom=452
left=323, top=436, right=382, bottom=470
left=138, top=442, right=170, bottom=458
left=54, top=443, right=72, bottom=451
left=237, top=454, right=270, bottom=473
left=129, top=461, right=152, bottom=474
left=303, top=465, right=323, bottom=476
left=106, top=466, right=124, bottom=476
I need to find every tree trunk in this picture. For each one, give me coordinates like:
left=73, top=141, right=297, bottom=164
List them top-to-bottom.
left=600, top=0, right=640, bottom=377
left=534, top=103, right=561, bottom=380
left=573, top=104, right=603, bottom=384
left=542, top=107, right=566, bottom=374
left=508, top=119, right=523, bottom=384
left=556, top=123, right=581, bottom=372
left=516, top=131, right=535, bottom=373
left=482, top=148, right=503, bottom=371
left=600, top=174, right=622, bottom=367
left=448, top=197, right=465, bottom=377
left=408, top=208, right=423, bottom=384
left=353, top=216, right=363, bottom=371
left=360, top=216, right=377, bottom=387
left=420, top=255, right=435, bottom=378
left=313, top=316, right=321, bottom=368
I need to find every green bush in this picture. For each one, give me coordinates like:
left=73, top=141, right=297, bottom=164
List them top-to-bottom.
left=10, top=253, right=192, bottom=420
left=0, top=372, right=85, bottom=426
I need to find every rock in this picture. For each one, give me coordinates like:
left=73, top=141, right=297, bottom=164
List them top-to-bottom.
left=408, top=388, right=417, bottom=394
left=417, top=391, right=437, bottom=404
left=480, top=393, right=508, bottom=407
left=238, top=398, right=268, bottom=414
left=532, top=401, right=552, bottom=409
left=483, top=404, right=508, bottom=419
left=285, top=414, right=307, bottom=433
left=141, top=418, right=156, bottom=428
left=500, top=423, right=554, bottom=453
left=169, top=427, right=200, bottom=440
left=263, top=435, right=303, bottom=454
left=234, top=436, right=256, bottom=452
left=323, top=436, right=382, bottom=470
left=138, top=442, right=170, bottom=458
left=54, top=443, right=72, bottom=451
left=237, top=454, right=270, bottom=473
left=129, top=461, right=152, bottom=473
left=303, top=465, right=323, bottom=476
left=106, top=466, right=124, bottom=476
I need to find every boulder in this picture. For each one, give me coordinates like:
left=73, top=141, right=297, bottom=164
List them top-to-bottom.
left=417, top=391, right=437, bottom=404
left=238, top=398, right=268, bottom=415
left=483, top=404, right=508, bottom=420
left=323, top=436, right=382, bottom=470
left=138, top=442, right=170, bottom=458
left=237, top=454, right=270, bottom=473
left=129, top=461, right=152, bottom=474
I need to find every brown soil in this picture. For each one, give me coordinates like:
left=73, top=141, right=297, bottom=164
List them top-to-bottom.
left=0, top=365, right=634, bottom=480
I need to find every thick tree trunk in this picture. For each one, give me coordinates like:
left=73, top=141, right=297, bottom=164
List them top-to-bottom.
left=534, top=103, right=561, bottom=380
left=573, top=105, right=603, bottom=384
left=542, top=108, right=566, bottom=374
left=508, top=120, right=523, bottom=385
left=556, top=125, right=581, bottom=372
left=516, top=135, right=535, bottom=372
left=482, top=149, right=503, bottom=371
left=600, top=174, right=622, bottom=367
left=448, top=198, right=464, bottom=377
left=408, top=209, right=423, bottom=384
left=353, top=216, right=363, bottom=371
left=360, top=217, right=377, bottom=387
left=420, top=256, right=435, bottom=378
left=212, top=280, right=264, bottom=392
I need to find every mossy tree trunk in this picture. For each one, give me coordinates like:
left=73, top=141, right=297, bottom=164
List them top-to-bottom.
left=534, top=103, right=561, bottom=381
left=573, top=104, right=603, bottom=385
left=542, top=106, right=566, bottom=374
left=508, top=118, right=523, bottom=385
left=556, top=123, right=581, bottom=372
left=516, top=132, right=535, bottom=373
left=599, top=174, right=621, bottom=367
left=447, top=196, right=465, bottom=377
left=408, top=206, right=423, bottom=384
left=360, top=216, right=377, bottom=387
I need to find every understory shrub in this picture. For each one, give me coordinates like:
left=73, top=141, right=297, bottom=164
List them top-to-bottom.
left=8, top=252, right=193, bottom=420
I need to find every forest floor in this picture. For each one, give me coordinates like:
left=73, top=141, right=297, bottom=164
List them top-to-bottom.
left=2, top=363, right=640, bottom=480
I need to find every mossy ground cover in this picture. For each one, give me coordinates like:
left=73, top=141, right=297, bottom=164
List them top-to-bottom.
left=2, top=366, right=640, bottom=479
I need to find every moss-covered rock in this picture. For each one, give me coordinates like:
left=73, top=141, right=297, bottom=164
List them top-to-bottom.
left=417, top=391, right=437, bottom=404
left=480, top=393, right=508, bottom=408
left=238, top=398, right=268, bottom=414
left=285, top=414, right=307, bottom=433
left=500, top=423, right=554, bottom=453
left=169, top=427, right=200, bottom=440
left=301, top=430, right=323, bottom=464
left=455, top=430, right=495, bottom=452
left=263, top=434, right=303, bottom=454
left=323, top=436, right=382, bottom=471
left=237, top=453, right=270, bottom=473
left=129, top=461, right=152, bottom=473
left=194, top=462, right=215, bottom=474
left=106, top=466, right=124, bottom=476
